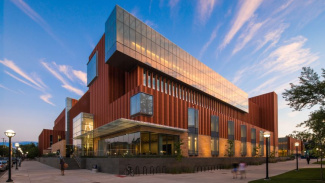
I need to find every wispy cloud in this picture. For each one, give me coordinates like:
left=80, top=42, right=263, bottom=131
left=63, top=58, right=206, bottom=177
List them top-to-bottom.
left=168, top=0, right=180, bottom=9
left=195, top=0, right=217, bottom=25
left=219, top=0, right=263, bottom=50
left=232, top=19, right=266, bottom=54
left=199, top=24, right=220, bottom=59
left=0, top=59, right=45, bottom=90
left=41, top=61, right=85, bottom=96
left=72, top=70, right=87, bottom=86
left=4, top=71, right=41, bottom=91
left=248, top=76, right=279, bottom=96
left=0, top=83, right=19, bottom=94
left=40, top=94, right=55, bottom=106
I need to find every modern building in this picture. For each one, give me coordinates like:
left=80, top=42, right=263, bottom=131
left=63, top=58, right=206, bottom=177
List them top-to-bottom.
left=39, top=5, right=278, bottom=158
left=278, top=137, right=303, bottom=156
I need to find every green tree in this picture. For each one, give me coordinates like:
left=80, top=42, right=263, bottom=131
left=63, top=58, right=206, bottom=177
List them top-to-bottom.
left=283, top=67, right=325, bottom=180
left=174, top=139, right=184, bottom=162
left=224, top=140, right=234, bottom=157
left=0, top=146, right=9, bottom=157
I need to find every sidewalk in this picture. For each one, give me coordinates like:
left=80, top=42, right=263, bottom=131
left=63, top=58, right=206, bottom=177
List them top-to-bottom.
left=0, top=158, right=321, bottom=183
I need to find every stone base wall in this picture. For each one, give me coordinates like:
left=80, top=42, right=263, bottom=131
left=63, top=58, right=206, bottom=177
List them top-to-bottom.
left=51, top=140, right=66, bottom=157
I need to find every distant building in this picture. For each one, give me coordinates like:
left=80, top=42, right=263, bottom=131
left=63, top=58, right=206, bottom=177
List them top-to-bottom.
left=39, top=5, right=279, bottom=158
left=278, top=136, right=303, bottom=156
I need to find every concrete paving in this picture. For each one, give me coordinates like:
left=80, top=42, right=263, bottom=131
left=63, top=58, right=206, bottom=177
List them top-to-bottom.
left=0, top=158, right=321, bottom=183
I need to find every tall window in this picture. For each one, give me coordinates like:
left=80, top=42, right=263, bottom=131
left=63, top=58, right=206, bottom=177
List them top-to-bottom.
left=87, top=52, right=98, bottom=86
left=143, top=70, right=146, bottom=86
left=148, top=72, right=151, bottom=88
left=152, top=75, right=155, bottom=89
left=157, top=76, right=160, bottom=91
left=161, top=78, right=164, bottom=92
left=165, top=81, right=168, bottom=94
left=169, top=82, right=171, bottom=95
left=172, top=83, right=175, bottom=97
left=176, top=85, right=178, bottom=98
left=179, top=87, right=182, bottom=99
left=183, top=89, right=185, bottom=100
left=186, top=91, right=188, bottom=101
left=188, top=108, right=199, bottom=156
left=211, top=115, right=219, bottom=156
left=228, top=121, right=235, bottom=154
left=241, top=125, right=247, bottom=156
left=251, top=128, right=256, bottom=156
left=259, top=131, right=264, bottom=156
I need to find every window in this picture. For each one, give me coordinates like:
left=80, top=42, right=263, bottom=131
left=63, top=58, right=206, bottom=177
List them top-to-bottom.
left=87, top=52, right=98, bottom=86
left=143, top=70, right=146, bottom=86
left=148, top=72, right=151, bottom=88
left=152, top=75, right=155, bottom=89
left=157, top=76, right=160, bottom=91
left=161, top=78, right=164, bottom=92
left=165, top=81, right=168, bottom=94
left=169, top=82, right=171, bottom=95
left=172, top=83, right=175, bottom=97
left=176, top=85, right=178, bottom=98
left=179, top=87, right=182, bottom=99
left=183, top=89, right=185, bottom=100
left=186, top=91, right=188, bottom=101
left=130, top=93, right=153, bottom=116
left=188, top=108, right=199, bottom=156
left=211, top=115, right=219, bottom=156
left=228, top=121, right=235, bottom=154
left=241, top=125, right=247, bottom=156
left=251, top=128, right=256, bottom=156
left=259, top=131, right=264, bottom=156
left=50, top=135, right=53, bottom=146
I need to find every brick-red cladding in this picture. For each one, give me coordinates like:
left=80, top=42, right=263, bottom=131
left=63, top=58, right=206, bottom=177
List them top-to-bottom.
left=87, top=35, right=278, bottom=147
left=68, top=91, right=90, bottom=144
left=53, top=109, right=65, bottom=131
left=38, top=129, right=65, bottom=155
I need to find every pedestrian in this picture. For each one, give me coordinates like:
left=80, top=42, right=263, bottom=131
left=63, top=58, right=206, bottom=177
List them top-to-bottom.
left=307, top=155, right=310, bottom=165
left=59, top=156, right=65, bottom=176
left=239, top=162, right=246, bottom=179
left=231, top=163, right=238, bottom=179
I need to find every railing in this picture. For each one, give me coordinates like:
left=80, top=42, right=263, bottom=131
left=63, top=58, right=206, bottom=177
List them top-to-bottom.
left=73, top=155, right=82, bottom=168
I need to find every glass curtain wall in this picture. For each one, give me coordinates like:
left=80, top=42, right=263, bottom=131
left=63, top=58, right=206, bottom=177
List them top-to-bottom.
left=130, top=93, right=153, bottom=116
left=188, top=108, right=199, bottom=156
left=73, top=113, right=94, bottom=156
left=211, top=115, right=219, bottom=156
left=240, top=125, right=247, bottom=156
left=251, top=128, right=256, bottom=156
left=259, top=131, right=264, bottom=156
left=98, top=132, right=178, bottom=156
left=278, top=137, right=288, bottom=156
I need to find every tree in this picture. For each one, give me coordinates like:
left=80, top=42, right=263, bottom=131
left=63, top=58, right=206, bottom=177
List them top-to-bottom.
left=283, top=67, right=325, bottom=180
left=174, top=139, right=184, bottom=162
left=225, top=140, right=234, bottom=157
left=253, top=145, right=261, bottom=157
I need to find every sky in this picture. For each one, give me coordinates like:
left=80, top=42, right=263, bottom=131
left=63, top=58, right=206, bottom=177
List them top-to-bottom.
left=0, top=0, right=325, bottom=142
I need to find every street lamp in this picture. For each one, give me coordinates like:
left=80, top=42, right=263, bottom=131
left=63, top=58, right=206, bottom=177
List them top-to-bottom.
left=4, top=130, right=16, bottom=182
left=263, top=131, right=271, bottom=180
left=295, top=142, right=299, bottom=171
left=14, top=143, right=19, bottom=170
left=18, top=147, right=22, bottom=167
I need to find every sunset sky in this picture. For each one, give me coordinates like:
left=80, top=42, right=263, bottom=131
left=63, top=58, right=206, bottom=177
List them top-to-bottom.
left=1, top=0, right=325, bottom=141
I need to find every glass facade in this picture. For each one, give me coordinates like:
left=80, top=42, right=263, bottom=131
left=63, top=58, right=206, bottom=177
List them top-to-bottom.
left=105, top=5, right=248, bottom=112
left=87, top=52, right=98, bottom=86
left=130, top=93, right=153, bottom=116
left=188, top=108, right=199, bottom=156
left=73, top=113, right=94, bottom=156
left=211, top=115, right=219, bottom=156
left=228, top=121, right=235, bottom=153
left=240, top=125, right=247, bottom=156
left=251, top=128, right=256, bottom=156
left=259, top=131, right=264, bottom=156
left=97, top=132, right=178, bottom=156
left=278, top=137, right=288, bottom=156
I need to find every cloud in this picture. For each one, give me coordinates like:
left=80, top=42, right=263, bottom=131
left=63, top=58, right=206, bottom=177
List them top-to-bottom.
left=168, top=0, right=180, bottom=9
left=196, top=0, right=217, bottom=25
left=219, top=0, right=263, bottom=50
left=233, top=19, right=266, bottom=54
left=145, top=20, right=158, bottom=29
left=254, top=23, right=289, bottom=53
left=199, top=24, right=220, bottom=59
left=260, top=36, right=318, bottom=77
left=0, top=59, right=44, bottom=90
left=41, top=61, right=85, bottom=96
left=72, top=70, right=87, bottom=86
left=4, top=71, right=41, bottom=91
left=248, top=76, right=279, bottom=96
left=0, top=83, right=18, bottom=94
left=40, top=94, right=55, bottom=106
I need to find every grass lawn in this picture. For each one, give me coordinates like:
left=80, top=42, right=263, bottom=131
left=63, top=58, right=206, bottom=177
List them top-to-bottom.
left=313, top=161, right=325, bottom=164
left=249, top=168, right=325, bottom=183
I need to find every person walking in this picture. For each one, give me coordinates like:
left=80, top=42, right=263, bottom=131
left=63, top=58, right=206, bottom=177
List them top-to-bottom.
left=307, top=155, right=310, bottom=164
left=59, top=156, right=65, bottom=176
left=239, top=162, right=246, bottom=179
left=231, top=163, right=238, bottom=179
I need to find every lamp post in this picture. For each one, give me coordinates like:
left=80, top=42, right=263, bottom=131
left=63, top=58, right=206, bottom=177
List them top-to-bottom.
left=5, top=130, right=16, bottom=182
left=263, top=131, right=271, bottom=180
left=295, top=142, right=299, bottom=171
left=14, top=143, right=19, bottom=170
left=18, top=147, right=22, bottom=167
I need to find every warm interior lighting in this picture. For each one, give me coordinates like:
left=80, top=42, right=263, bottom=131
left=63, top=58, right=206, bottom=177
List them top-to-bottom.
left=5, top=129, right=16, bottom=137
left=263, top=131, right=270, bottom=138
left=295, top=142, right=299, bottom=147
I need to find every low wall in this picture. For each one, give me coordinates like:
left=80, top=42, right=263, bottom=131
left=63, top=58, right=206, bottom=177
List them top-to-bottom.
left=38, top=156, right=292, bottom=174
left=37, top=157, right=82, bottom=170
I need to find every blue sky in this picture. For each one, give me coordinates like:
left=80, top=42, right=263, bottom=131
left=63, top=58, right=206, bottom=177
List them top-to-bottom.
left=1, top=0, right=325, bottom=142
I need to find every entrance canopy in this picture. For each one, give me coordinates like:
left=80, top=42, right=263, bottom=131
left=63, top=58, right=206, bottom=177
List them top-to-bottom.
left=74, top=118, right=187, bottom=139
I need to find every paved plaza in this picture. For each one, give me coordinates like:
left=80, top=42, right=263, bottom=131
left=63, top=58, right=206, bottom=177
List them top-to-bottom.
left=0, top=159, right=321, bottom=183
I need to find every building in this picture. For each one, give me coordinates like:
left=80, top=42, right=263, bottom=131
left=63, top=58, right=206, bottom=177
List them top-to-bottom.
left=39, top=5, right=278, bottom=158
left=278, top=137, right=303, bottom=156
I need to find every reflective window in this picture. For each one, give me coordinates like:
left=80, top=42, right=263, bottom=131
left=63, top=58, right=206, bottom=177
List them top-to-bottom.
left=87, top=52, right=98, bottom=86
left=143, top=70, right=146, bottom=86
left=148, top=72, right=151, bottom=88
left=152, top=74, right=155, bottom=89
left=157, top=76, right=160, bottom=91
left=161, top=78, right=164, bottom=93
left=165, top=81, right=168, bottom=94
left=169, top=82, right=171, bottom=95
left=172, top=83, right=175, bottom=97
left=176, top=85, right=178, bottom=98
left=179, top=87, right=182, bottom=99
left=130, top=93, right=153, bottom=116
left=188, top=108, right=199, bottom=156
left=211, top=115, right=219, bottom=156
left=228, top=121, right=235, bottom=154
left=241, top=125, right=247, bottom=156
left=251, top=128, right=256, bottom=156
left=259, top=131, right=264, bottom=156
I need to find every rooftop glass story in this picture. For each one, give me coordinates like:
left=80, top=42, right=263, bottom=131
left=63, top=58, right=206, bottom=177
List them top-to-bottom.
left=105, top=5, right=248, bottom=112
